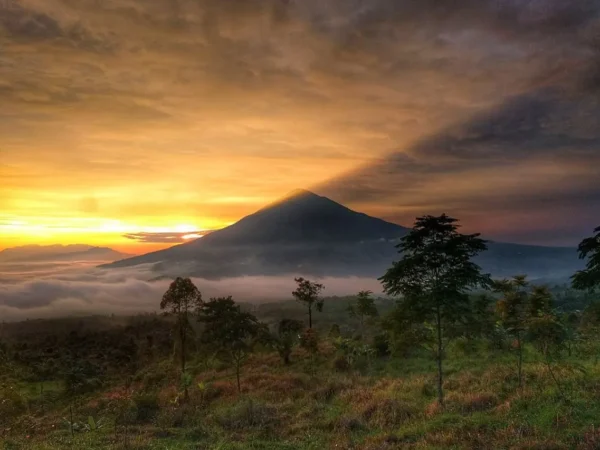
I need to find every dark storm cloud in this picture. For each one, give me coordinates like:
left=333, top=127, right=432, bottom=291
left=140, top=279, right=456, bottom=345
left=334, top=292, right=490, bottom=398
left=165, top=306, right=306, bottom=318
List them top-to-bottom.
left=319, top=87, right=600, bottom=245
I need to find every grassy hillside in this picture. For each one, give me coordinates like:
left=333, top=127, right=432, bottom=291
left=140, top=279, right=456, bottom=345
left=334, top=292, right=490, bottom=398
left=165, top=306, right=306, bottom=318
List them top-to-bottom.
left=2, top=294, right=600, bottom=450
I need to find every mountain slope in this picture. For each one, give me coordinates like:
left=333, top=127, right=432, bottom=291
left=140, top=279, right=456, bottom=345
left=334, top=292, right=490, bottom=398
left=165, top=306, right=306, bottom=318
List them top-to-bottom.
left=101, top=190, right=583, bottom=281
left=101, top=190, right=407, bottom=272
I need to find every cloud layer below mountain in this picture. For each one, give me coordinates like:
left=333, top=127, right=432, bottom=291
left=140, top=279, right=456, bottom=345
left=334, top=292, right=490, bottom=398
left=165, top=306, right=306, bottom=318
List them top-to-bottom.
left=0, top=261, right=381, bottom=322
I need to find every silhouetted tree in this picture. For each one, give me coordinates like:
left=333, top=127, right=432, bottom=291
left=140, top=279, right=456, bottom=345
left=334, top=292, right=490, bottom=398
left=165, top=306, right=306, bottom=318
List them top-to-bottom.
left=379, top=214, right=490, bottom=407
left=572, top=226, right=600, bottom=292
left=160, top=277, right=202, bottom=400
left=292, top=278, right=325, bottom=329
left=348, top=290, right=379, bottom=337
left=198, top=296, right=262, bottom=393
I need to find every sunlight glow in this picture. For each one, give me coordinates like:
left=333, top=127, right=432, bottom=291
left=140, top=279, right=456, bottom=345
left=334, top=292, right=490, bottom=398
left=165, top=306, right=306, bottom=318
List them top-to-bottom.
left=182, top=233, right=202, bottom=240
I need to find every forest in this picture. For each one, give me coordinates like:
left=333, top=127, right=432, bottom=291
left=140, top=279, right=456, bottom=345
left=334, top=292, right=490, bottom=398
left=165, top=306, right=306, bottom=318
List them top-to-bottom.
left=1, top=216, right=600, bottom=450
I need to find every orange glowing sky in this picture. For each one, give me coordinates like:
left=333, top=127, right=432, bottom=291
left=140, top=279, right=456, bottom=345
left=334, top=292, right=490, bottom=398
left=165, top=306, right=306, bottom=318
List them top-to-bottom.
left=1, top=0, right=600, bottom=252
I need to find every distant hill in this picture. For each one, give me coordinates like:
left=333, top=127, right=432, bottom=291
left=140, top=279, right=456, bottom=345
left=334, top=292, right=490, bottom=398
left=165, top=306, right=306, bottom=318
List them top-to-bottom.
left=101, top=190, right=583, bottom=281
left=0, top=244, right=133, bottom=263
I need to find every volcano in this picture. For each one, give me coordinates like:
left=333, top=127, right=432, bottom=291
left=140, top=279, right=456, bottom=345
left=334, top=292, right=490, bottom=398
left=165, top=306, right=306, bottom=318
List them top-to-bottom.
left=101, top=189, right=582, bottom=281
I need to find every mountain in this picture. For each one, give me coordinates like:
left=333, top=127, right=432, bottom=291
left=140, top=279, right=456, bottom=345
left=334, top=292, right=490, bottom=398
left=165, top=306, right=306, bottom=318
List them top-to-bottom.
left=101, top=189, right=584, bottom=281
left=0, top=244, right=133, bottom=263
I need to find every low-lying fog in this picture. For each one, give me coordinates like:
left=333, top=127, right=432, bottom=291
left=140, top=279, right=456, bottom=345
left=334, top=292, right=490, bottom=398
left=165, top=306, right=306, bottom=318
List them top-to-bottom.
left=0, top=260, right=382, bottom=322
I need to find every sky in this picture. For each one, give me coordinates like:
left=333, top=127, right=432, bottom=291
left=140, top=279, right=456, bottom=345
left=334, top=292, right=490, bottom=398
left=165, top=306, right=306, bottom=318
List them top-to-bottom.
left=1, top=0, right=600, bottom=252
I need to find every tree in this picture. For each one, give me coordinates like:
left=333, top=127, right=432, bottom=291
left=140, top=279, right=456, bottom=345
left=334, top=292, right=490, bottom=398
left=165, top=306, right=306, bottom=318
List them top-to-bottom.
left=379, top=214, right=490, bottom=407
left=572, top=226, right=600, bottom=292
left=494, top=275, right=530, bottom=388
left=160, top=277, right=202, bottom=399
left=292, top=278, right=325, bottom=329
left=528, top=285, right=554, bottom=318
left=348, top=291, right=379, bottom=336
left=198, top=296, right=262, bottom=393
left=527, top=312, right=568, bottom=399
left=271, top=319, right=304, bottom=365
left=299, top=328, right=320, bottom=374
left=32, top=358, right=57, bottom=413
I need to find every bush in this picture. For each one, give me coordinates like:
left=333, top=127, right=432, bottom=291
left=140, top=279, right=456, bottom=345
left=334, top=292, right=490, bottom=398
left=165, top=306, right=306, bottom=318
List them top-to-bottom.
left=372, top=334, right=391, bottom=357
left=332, top=356, right=351, bottom=372
left=141, top=369, right=169, bottom=390
left=312, top=379, right=351, bottom=402
left=0, top=386, right=27, bottom=425
left=133, top=392, right=160, bottom=423
left=446, top=392, right=499, bottom=413
left=361, top=398, right=415, bottom=427
left=215, top=399, right=279, bottom=431
left=335, top=415, right=365, bottom=432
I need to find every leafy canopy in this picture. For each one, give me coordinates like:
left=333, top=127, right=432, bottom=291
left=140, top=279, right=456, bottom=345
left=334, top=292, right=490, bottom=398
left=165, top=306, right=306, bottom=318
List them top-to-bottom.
left=379, top=214, right=491, bottom=322
left=572, top=226, right=600, bottom=292
left=494, top=275, right=530, bottom=333
left=160, top=277, right=203, bottom=315
left=292, top=278, right=325, bottom=311
left=348, top=291, right=378, bottom=322
left=198, top=296, right=261, bottom=350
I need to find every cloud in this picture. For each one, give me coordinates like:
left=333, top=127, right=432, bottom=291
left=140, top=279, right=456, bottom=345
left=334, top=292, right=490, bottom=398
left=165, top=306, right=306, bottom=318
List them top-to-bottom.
left=1, top=0, right=599, bottom=246
left=319, top=86, right=600, bottom=245
left=123, top=231, right=214, bottom=243
left=0, top=260, right=381, bottom=321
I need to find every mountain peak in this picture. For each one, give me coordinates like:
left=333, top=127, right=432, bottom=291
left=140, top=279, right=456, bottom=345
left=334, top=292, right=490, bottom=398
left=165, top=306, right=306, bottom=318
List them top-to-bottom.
left=283, top=188, right=317, bottom=199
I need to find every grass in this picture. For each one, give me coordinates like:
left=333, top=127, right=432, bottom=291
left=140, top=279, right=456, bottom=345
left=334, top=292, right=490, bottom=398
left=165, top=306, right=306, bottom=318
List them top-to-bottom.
left=3, top=343, right=600, bottom=450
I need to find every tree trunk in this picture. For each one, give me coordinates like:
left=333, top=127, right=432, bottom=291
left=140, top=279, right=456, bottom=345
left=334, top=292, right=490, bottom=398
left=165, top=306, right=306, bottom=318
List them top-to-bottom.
left=308, top=305, right=312, bottom=329
left=436, top=305, right=444, bottom=408
left=180, top=319, right=186, bottom=374
left=517, top=332, right=523, bottom=389
left=284, top=353, right=290, bottom=365
left=546, top=355, right=566, bottom=400
left=236, top=361, right=241, bottom=393
left=70, top=404, right=74, bottom=438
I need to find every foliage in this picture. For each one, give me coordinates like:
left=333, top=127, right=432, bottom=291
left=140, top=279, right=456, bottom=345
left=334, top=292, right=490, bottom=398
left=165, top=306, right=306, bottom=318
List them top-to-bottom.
left=379, top=214, right=491, bottom=406
left=572, top=226, right=600, bottom=292
left=494, top=275, right=531, bottom=387
left=160, top=277, right=203, bottom=379
left=292, top=277, right=325, bottom=328
left=347, top=290, right=379, bottom=336
left=198, top=296, right=263, bottom=392
left=269, top=319, right=304, bottom=365
left=332, top=337, right=375, bottom=373
left=64, top=360, right=102, bottom=395
left=133, top=392, right=160, bottom=423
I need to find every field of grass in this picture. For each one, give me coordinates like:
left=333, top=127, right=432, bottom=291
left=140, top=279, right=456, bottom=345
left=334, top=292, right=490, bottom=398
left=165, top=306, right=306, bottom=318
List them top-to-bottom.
left=3, top=335, right=600, bottom=450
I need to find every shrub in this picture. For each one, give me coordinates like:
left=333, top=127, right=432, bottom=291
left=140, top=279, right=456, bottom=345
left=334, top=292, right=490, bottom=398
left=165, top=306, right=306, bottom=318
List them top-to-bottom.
left=372, top=333, right=391, bottom=357
left=332, top=356, right=351, bottom=372
left=312, top=379, right=351, bottom=402
left=0, top=386, right=27, bottom=425
left=133, top=392, right=160, bottom=423
left=446, top=392, right=499, bottom=413
left=361, top=398, right=416, bottom=427
left=215, top=399, right=279, bottom=431
left=335, top=415, right=365, bottom=432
